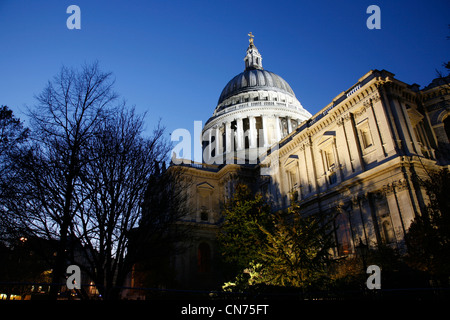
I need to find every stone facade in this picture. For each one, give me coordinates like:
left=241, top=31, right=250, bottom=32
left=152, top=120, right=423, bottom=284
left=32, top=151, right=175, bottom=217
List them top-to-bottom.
left=169, top=39, right=450, bottom=290
left=262, top=69, right=450, bottom=258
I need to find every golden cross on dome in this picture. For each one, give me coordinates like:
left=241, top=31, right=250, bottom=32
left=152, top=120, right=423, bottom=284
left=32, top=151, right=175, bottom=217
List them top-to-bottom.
left=248, top=32, right=254, bottom=45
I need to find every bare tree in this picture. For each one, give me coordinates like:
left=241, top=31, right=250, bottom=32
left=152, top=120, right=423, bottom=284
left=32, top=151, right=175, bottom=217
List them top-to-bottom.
left=3, top=62, right=190, bottom=300
left=7, top=62, right=118, bottom=298
left=71, top=107, right=180, bottom=299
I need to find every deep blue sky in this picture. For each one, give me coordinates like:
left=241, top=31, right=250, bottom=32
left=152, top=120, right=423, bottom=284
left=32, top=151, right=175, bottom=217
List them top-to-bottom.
left=1, top=0, right=449, bottom=149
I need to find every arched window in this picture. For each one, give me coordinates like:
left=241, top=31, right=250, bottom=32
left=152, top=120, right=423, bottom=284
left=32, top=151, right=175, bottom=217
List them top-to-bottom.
left=200, top=208, right=208, bottom=221
left=335, top=212, right=353, bottom=255
left=197, top=243, right=211, bottom=273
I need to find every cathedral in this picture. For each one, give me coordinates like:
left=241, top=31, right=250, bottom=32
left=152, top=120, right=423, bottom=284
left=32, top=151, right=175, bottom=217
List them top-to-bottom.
left=169, top=34, right=450, bottom=290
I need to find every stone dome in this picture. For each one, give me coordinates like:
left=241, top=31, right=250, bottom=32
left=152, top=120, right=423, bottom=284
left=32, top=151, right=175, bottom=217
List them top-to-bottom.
left=201, top=34, right=312, bottom=165
left=217, top=69, right=296, bottom=105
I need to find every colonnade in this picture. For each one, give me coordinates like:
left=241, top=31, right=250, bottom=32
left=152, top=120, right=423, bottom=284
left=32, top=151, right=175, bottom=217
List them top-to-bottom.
left=203, top=114, right=302, bottom=163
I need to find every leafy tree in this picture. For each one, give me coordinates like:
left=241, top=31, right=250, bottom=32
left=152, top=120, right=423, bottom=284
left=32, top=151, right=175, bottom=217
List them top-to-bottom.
left=0, top=105, right=29, bottom=158
left=0, top=106, right=29, bottom=233
left=405, top=168, right=450, bottom=285
left=218, top=184, right=272, bottom=281
left=220, top=188, right=335, bottom=293
left=256, top=201, right=335, bottom=289
left=329, top=243, right=421, bottom=292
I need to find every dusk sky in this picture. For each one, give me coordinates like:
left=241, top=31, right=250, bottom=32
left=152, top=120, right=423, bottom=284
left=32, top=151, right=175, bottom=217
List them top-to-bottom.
left=1, top=0, right=449, bottom=153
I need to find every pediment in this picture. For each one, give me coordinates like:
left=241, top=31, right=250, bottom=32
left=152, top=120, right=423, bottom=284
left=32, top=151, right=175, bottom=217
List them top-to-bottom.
left=407, top=107, right=424, bottom=127
left=317, top=131, right=336, bottom=147
left=283, top=154, right=299, bottom=169
left=196, top=181, right=215, bottom=194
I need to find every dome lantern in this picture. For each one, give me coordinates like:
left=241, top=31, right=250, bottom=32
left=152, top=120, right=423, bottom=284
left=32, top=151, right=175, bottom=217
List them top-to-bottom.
left=244, top=32, right=263, bottom=71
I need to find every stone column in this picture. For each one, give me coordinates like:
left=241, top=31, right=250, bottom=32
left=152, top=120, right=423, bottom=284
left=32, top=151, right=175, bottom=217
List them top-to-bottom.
left=372, top=94, right=396, bottom=157
left=364, top=101, right=386, bottom=160
left=346, top=114, right=365, bottom=173
left=261, top=115, right=269, bottom=147
left=249, top=116, right=257, bottom=149
left=276, top=116, right=282, bottom=141
left=287, top=116, right=293, bottom=133
left=336, top=116, right=353, bottom=176
left=236, top=118, right=244, bottom=151
left=236, top=118, right=245, bottom=163
left=225, top=121, right=233, bottom=163
left=215, top=125, right=222, bottom=160
left=203, top=127, right=213, bottom=164
left=208, top=128, right=212, bottom=159
left=332, top=137, right=343, bottom=183
left=305, top=138, right=318, bottom=193
left=298, top=145, right=309, bottom=196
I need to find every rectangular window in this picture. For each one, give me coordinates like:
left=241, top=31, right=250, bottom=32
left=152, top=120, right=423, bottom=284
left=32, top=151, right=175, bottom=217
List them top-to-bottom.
left=357, top=120, right=373, bottom=149
left=360, top=129, right=373, bottom=148
left=322, top=147, right=337, bottom=185
left=325, top=149, right=335, bottom=168
left=288, top=170, right=297, bottom=190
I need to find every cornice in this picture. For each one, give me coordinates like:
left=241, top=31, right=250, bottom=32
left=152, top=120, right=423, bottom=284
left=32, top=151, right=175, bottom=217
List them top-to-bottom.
left=277, top=83, right=382, bottom=156
left=204, top=105, right=310, bottom=132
